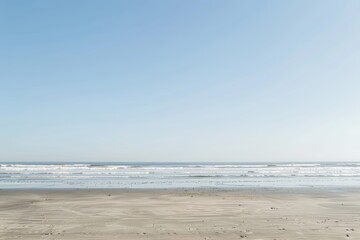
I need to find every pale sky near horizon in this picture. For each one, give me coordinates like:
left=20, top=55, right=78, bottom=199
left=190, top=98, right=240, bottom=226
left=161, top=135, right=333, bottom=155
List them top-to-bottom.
left=1, top=0, right=360, bottom=162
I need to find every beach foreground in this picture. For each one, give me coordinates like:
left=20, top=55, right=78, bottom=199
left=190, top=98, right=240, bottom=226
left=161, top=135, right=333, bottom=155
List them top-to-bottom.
left=0, top=189, right=359, bottom=240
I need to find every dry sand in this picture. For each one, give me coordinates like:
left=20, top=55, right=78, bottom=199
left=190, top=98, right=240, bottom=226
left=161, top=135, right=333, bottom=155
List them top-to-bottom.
left=0, top=189, right=359, bottom=240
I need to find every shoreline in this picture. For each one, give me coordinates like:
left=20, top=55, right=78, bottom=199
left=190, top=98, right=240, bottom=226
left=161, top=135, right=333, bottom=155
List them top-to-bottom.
left=2, top=162, right=360, bottom=189
left=2, top=186, right=360, bottom=193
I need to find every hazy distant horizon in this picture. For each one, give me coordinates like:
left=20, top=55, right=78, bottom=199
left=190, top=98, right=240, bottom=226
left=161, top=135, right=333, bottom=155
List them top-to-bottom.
left=1, top=0, right=360, bottom=163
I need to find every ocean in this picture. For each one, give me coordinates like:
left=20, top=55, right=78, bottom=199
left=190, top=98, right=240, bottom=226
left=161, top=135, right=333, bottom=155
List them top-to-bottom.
left=1, top=162, right=360, bottom=189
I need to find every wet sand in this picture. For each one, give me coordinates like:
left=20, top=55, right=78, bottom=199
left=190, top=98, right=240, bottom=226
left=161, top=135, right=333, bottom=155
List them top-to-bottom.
left=0, top=189, right=359, bottom=239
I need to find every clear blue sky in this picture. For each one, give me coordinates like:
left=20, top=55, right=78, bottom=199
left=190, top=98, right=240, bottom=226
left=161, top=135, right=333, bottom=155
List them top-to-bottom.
left=1, top=0, right=360, bottom=162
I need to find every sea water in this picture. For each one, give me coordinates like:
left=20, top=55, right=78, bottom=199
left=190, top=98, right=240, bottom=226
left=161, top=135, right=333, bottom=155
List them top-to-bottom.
left=0, top=162, right=360, bottom=189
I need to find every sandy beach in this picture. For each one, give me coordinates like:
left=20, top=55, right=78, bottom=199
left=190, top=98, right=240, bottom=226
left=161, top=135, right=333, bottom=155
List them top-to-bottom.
left=0, top=189, right=359, bottom=240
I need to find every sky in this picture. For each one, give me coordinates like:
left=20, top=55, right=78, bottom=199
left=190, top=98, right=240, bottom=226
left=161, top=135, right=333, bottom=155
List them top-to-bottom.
left=1, top=0, right=360, bottom=162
